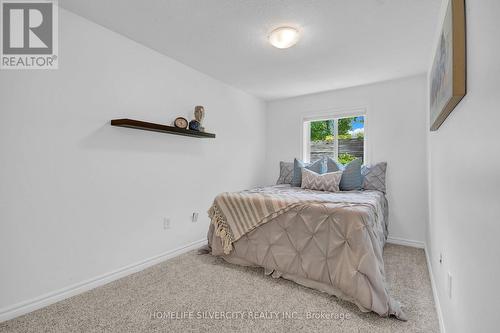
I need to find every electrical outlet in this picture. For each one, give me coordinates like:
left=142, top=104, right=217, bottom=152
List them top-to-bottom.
left=192, top=212, right=199, bottom=223
left=163, top=217, right=171, bottom=230
left=447, top=272, right=452, bottom=299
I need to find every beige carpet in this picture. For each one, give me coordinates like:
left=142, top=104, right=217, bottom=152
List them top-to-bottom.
left=0, top=244, right=439, bottom=333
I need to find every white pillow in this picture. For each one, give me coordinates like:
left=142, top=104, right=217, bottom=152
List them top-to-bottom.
left=301, top=168, right=342, bottom=192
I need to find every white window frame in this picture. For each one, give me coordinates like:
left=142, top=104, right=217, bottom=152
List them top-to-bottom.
left=301, top=107, right=368, bottom=164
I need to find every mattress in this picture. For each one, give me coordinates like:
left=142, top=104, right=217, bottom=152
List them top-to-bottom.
left=207, top=185, right=405, bottom=319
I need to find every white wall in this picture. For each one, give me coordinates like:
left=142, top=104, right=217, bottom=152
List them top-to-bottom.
left=426, top=1, right=500, bottom=332
left=0, top=9, right=266, bottom=315
left=266, top=74, right=428, bottom=244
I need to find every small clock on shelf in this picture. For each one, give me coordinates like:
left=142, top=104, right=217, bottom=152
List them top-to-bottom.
left=174, top=117, right=188, bottom=129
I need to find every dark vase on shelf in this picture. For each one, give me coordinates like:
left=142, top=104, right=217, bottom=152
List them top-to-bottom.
left=189, top=120, right=200, bottom=131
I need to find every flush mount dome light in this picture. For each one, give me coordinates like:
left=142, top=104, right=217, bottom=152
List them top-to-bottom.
left=268, top=27, right=300, bottom=49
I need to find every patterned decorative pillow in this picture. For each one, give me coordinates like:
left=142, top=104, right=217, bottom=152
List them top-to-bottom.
left=326, top=157, right=363, bottom=191
left=291, top=158, right=323, bottom=187
left=276, top=161, right=294, bottom=185
left=362, top=162, right=387, bottom=193
left=301, top=168, right=342, bottom=192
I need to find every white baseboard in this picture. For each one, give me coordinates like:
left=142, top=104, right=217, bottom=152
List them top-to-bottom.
left=387, top=236, right=425, bottom=249
left=0, top=238, right=207, bottom=323
left=424, top=244, right=446, bottom=333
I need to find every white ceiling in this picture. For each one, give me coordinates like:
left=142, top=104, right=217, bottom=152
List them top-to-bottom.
left=61, top=0, right=441, bottom=100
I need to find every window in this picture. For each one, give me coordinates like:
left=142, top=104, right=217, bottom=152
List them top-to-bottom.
left=303, top=114, right=365, bottom=165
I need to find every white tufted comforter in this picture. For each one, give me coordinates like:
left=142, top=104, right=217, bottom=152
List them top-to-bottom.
left=207, top=185, right=405, bottom=320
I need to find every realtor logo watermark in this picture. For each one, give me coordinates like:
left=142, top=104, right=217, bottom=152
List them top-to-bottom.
left=1, top=0, right=58, bottom=69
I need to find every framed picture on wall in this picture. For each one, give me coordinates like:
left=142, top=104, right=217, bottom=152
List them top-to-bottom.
left=429, top=0, right=466, bottom=131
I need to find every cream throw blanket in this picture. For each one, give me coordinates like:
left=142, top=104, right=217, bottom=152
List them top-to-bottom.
left=209, top=190, right=306, bottom=254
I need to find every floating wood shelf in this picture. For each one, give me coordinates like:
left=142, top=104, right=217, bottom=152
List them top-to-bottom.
left=110, top=118, right=216, bottom=138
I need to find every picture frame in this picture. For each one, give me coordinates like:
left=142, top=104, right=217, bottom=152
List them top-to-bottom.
left=429, top=0, right=466, bottom=131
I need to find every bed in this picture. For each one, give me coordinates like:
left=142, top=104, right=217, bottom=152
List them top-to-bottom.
left=206, top=184, right=405, bottom=320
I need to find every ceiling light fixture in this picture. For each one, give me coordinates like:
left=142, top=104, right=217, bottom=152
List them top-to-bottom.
left=268, top=27, right=300, bottom=49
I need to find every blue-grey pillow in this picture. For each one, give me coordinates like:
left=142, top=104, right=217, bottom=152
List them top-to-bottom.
left=326, top=157, right=363, bottom=191
left=326, top=157, right=341, bottom=173
left=291, top=158, right=323, bottom=187
left=276, top=161, right=294, bottom=185
left=362, top=162, right=387, bottom=193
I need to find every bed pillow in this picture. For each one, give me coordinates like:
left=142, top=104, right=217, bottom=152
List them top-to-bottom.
left=326, top=157, right=363, bottom=191
left=326, top=157, right=341, bottom=172
left=291, top=158, right=323, bottom=187
left=276, top=161, right=294, bottom=185
left=362, top=162, right=387, bottom=193
left=301, top=168, right=342, bottom=192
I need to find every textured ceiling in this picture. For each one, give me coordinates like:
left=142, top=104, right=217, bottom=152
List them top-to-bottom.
left=61, top=0, right=441, bottom=100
